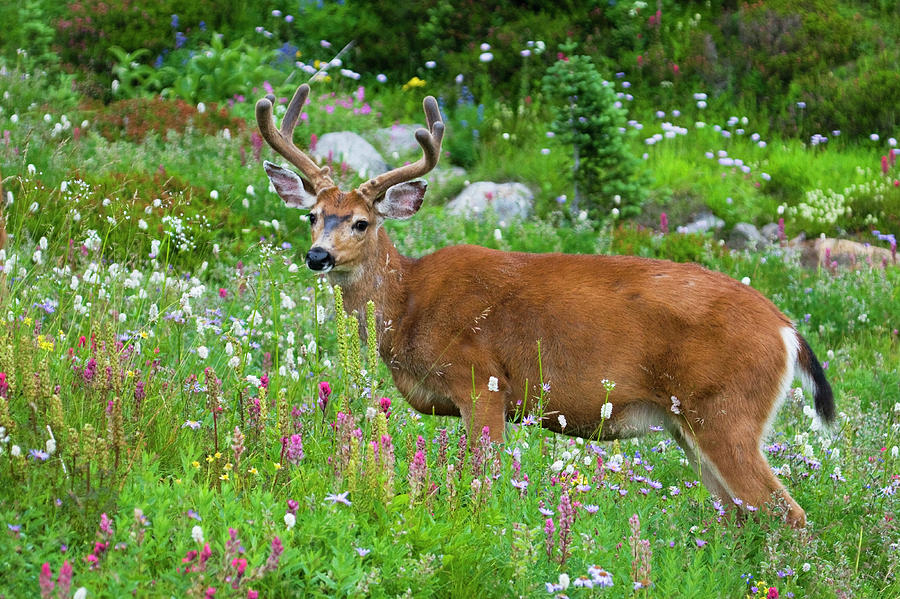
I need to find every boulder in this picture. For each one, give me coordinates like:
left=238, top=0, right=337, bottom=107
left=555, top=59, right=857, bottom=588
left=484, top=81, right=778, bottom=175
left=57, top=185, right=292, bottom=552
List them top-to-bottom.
left=374, top=124, right=426, bottom=157
left=311, top=131, right=388, bottom=179
left=446, top=181, right=534, bottom=222
left=676, top=212, right=725, bottom=235
left=728, top=222, right=767, bottom=251
left=760, top=222, right=781, bottom=243
left=798, top=237, right=896, bottom=269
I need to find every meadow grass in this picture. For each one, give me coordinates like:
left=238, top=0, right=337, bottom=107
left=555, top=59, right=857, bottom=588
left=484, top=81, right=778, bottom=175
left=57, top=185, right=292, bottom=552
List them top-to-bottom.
left=2, top=59, right=900, bottom=599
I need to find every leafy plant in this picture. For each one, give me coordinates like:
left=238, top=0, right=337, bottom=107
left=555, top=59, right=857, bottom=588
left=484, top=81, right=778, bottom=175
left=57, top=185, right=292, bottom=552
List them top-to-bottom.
left=543, top=49, right=647, bottom=219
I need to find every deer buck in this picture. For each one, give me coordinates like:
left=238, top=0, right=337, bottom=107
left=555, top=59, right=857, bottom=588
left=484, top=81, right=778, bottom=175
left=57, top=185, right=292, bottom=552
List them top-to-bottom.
left=257, top=84, right=834, bottom=528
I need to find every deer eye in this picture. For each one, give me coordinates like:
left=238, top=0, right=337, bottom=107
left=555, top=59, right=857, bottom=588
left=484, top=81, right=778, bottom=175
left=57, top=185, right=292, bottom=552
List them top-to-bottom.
left=308, top=213, right=318, bottom=226
left=353, top=220, right=369, bottom=233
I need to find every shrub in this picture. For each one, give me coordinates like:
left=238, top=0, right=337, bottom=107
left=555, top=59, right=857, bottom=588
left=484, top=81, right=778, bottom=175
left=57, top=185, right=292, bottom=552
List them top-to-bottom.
left=542, top=50, right=646, bottom=220
left=87, top=97, right=246, bottom=143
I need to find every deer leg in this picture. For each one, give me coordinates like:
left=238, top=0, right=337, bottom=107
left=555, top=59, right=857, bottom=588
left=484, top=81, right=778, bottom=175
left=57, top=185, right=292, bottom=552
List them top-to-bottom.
left=452, top=372, right=508, bottom=443
left=667, top=421, right=733, bottom=505
left=691, top=425, right=806, bottom=528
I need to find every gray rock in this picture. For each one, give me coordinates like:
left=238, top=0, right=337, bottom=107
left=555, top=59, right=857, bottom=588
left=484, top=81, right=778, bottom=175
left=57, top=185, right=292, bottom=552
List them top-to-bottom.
left=374, top=124, right=426, bottom=157
left=311, top=131, right=388, bottom=179
left=428, top=166, right=467, bottom=188
left=446, top=181, right=534, bottom=223
left=676, top=212, right=725, bottom=235
left=728, top=222, right=767, bottom=251
left=760, top=222, right=781, bottom=242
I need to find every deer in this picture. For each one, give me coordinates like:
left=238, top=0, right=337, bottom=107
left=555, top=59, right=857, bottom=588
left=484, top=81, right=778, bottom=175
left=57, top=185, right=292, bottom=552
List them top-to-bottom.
left=256, top=83, right=834, bottom=528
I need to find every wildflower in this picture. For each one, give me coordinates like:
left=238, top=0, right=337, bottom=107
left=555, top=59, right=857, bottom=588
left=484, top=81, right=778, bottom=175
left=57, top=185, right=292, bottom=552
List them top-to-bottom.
left=479, top=52, right=493, bottom=62
left=425, top=60, right=436, bottom=69
left=402, top=77, right=426, bottom=91
left=487, top=376, right=499, bottom=392
left=318, top=381, right=331, bottom=414
left=670, top=396, right=681, bottom=414
left=601, top=402, right=613, bottom=419
left=558, top=414, right=567, bottom=430
left=183, top=420, right=201, bottom=430
left=285, top=434, right=304, bottom=465
left=29, top=449, right=50, bottom=461
left=324, top=492, right=352, bottom=506
left=284, top=513, right=296, bottom=529
left=544, top=518, right=556, bottom=559
left=192, top=525, right=204, bottom=544
left=355, top=547, right=371, bottom=557
left=588, top=565, right=614, bottom=587
left=573, top=576, right=593, bottom=588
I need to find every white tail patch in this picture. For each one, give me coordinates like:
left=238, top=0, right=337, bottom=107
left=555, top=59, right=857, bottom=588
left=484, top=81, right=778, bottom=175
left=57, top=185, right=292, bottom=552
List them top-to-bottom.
left=761, top=327, right=802, bottom=443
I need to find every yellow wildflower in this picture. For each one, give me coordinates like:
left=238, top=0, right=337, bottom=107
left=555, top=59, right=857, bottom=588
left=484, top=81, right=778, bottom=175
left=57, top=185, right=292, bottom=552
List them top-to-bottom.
left=402, top=77, right=426, bottom=91
left=24, top=317, right=33, bottom=327
left=139, top=331, right=149, bottom=339
left=37, top=335, right=54, bottom=351
left=214, top=451, right=222, bottom=459
left=205, top=455, right=214, bottom=463
left=192, top=460, right=201, bottom=469
left=223, top=462, right=233, bottom=471
left=273, top=462, right=282, bottom=470
left=248, top=467, right=258, bottom=475
left=219, top=473, right=229, bottom=481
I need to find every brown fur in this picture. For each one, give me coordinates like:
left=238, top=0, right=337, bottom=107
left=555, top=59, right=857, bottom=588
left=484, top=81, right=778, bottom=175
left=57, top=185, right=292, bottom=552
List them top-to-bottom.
left=260, top=89, right=833, bottom=528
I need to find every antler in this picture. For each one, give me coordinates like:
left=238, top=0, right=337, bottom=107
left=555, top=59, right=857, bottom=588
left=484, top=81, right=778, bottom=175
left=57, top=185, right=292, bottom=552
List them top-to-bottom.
left=256, top=84, right=335, bottom=193
left=357, top=96, right=444, bottom=202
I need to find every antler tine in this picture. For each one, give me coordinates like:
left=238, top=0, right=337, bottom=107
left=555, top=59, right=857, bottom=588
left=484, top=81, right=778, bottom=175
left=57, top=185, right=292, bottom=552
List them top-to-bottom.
left=255, top=83, right=334, bottom=193
left=358, top=95, right=444, bottom=202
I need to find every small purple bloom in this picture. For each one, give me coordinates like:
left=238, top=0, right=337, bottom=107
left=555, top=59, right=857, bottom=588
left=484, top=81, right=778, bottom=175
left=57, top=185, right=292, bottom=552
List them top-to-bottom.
left=29, top=449, right=49, bottom=461
left=324, top=492, right=352, bottom=506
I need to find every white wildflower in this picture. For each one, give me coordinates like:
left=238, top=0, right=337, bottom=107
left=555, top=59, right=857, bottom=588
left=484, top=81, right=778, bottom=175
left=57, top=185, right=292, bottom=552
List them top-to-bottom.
left=487, top=376, right=499, bottom=392
left=601, top=402, right=613, bottom=420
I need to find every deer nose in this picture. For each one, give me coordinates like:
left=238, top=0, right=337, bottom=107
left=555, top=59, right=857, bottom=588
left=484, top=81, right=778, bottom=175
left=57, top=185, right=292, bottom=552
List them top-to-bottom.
left=306, top=247, right=335, bottom=272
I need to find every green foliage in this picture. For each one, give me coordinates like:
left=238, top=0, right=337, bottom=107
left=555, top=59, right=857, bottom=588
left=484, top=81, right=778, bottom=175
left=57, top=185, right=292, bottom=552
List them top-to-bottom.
left=52, top=0, right=223, bottom=98
left=543, top=50, right=647, bottom=220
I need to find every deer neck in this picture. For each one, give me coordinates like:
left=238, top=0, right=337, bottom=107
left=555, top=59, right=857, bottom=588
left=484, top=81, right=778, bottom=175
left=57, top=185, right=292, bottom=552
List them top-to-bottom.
left=327, top=227, right=411, bottom=344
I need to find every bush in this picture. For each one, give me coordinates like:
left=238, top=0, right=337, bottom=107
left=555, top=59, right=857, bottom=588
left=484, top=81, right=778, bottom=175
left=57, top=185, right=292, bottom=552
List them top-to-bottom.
left=542, top=51, right=646, bottom=220
left=87, top=97, right=246, bottom=143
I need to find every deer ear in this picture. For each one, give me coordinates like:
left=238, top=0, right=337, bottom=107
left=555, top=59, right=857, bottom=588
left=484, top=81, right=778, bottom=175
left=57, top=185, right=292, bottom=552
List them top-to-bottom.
left=264, top=161, right=317, bottom=209
left=376, top=180, right=426, bottom=220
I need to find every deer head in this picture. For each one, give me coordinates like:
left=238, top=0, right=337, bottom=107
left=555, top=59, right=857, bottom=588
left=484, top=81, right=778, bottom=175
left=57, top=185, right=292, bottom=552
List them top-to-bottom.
left=257, top=84, right=444, bottom=276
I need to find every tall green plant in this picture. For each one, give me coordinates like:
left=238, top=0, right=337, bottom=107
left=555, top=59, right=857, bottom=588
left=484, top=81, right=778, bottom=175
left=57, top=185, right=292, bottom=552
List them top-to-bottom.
left=542, top=50, right=646, bottom=219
